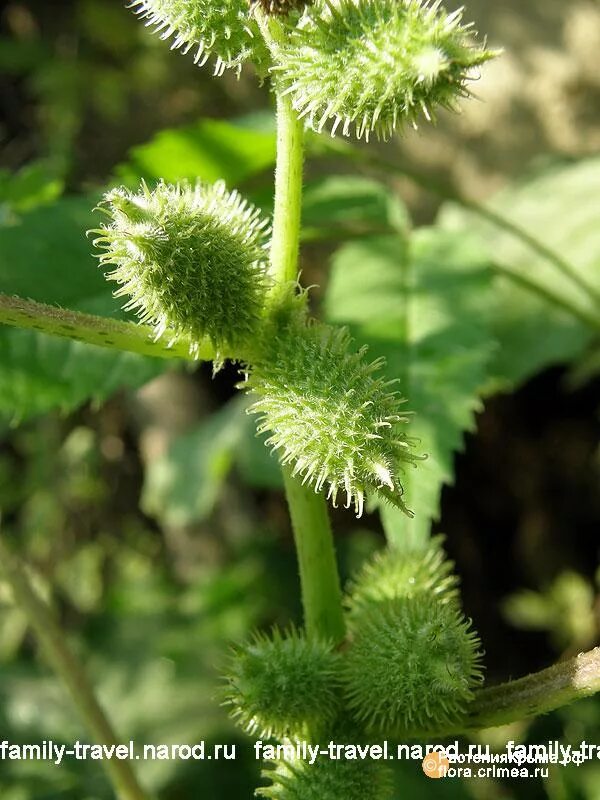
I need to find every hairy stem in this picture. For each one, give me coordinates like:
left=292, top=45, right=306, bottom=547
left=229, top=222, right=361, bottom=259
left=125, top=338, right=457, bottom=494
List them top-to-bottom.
left=256, top=11, right=345, bottom=643
left=255, top=12, right=304, bottom=287
left=269, top=84, right=304, bottom=287
left=0, top=294, right=213, bottom=361
left=282, top=467, right=345, bottom=642
left=0, top=534, right=152, bottom=800
left=465, top=647, right=600, bottom=731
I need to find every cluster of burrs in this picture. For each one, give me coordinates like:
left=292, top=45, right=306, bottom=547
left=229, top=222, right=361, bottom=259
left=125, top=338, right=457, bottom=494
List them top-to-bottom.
left=131, top=0, right=497, bottom=139
left=90, top=4, right=497, bottom=797
left=92, top=180, right=420, bottom=514
left=224, top=536, right=484, bottom=799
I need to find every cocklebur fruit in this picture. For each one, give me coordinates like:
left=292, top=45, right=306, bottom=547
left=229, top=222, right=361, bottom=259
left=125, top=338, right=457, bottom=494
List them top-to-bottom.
left=130, top=0, right=265, bottom=75
left=271, top=0, right=499, bottom=139
left=91, top=180, right=270, bottom=362
left=244, top=317, right=421, bottom=517
left=346, top=535, right=459, bottom=617
left=342, top=594, right=483, bottom=734
left=223, top=627, right=341, bottom=739
left=258, top=751, right=394, bottom=799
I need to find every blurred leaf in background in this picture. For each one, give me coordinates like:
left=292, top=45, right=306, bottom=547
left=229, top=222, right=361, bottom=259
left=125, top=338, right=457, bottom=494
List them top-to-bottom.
left=440, top=157, right=600, bottom=389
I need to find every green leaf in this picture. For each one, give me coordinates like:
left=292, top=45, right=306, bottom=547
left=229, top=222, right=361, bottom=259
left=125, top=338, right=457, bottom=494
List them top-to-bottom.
left=114, top=118, right=276, bottom=187
left=439, top=158, right=600, bottom=388
left=0, top=160, right=64, bottom=217
left=247, top=174, right=410, bottom=241
left=301, top=175, right=409, bottom=241
left=0, top=194, right=106, bottom=310
left=0, top=196, right=170, bottom=421
left=325, top=229, right=494, bottom=545
left=0, top=329, right=163, bottom=423
left=142, top=394, right=286, bottom=525
left=142, top=397, right=249, bottom=526
left=236, top=426, right=284, bottom=490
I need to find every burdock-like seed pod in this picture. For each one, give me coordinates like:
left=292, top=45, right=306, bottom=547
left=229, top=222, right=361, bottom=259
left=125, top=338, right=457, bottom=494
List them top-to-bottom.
left=129, top=0, right=264, bottom=75
left=271, top=0, right=499, bottom=139
left=91, top=180, right=271, bottom=362
left=244, top=318, right=421, bottom=516
left=345, top=535, right=459, bottom=617
left=342, top=594, right=484, bottom=734
left=223, top=627, right=341, bottom=739
left=259, top=752, right=395, bottom=800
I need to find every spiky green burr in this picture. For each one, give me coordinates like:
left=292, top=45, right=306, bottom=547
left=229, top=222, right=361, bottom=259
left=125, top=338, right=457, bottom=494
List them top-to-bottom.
left=130, top=0, right=264, bottom=75
left=271, top=0, right=498, bottom=139
left=91, top=180, right=271, bottom=361
left=244, top=318, right=421, bottom=516
left=346, top=535, right=459, bottom=617
left=342, top=593, right=484, bottom=734
left=223, top=627, right=341, bottom=739
left=258, top=752, right=394, bottom=799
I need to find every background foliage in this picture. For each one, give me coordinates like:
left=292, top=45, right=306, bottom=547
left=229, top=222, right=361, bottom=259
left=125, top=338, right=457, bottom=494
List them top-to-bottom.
left=0, top=1, right=599, bottom=798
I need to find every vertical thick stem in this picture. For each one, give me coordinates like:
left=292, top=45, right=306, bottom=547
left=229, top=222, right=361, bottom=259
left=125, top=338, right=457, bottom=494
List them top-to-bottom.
left=258, top=11, right=345, bottom=642
left=269, top=89, right=305, bottom=286
left=282, top=467, right=346, bottom=642
left=0, top=535, right=152, bottom=800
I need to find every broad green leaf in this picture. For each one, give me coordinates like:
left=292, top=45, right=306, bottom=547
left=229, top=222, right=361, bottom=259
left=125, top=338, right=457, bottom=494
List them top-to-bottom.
left=114, top=118, right=276, bottom=187
left=439, top=157, right=600, bottom=388
left=0, top=194, right=107, bottom=310
left=0, top=196, right=170, bottom=421
left=325, top=230, right=495, bottom=545
left=0, top=329, right=163, bottom=422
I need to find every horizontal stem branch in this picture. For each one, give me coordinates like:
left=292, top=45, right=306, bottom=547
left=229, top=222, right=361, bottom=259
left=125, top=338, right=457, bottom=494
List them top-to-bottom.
left=0, top=294, right=213, bottom=361
left=0, top=534, right=152, bottom=800
left=417, top=647, right=600, bottom=738
left=464, top=647, right=600, bottom=730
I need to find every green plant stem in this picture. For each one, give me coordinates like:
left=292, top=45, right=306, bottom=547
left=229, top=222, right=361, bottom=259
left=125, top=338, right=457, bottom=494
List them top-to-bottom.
left=256, top=11, right=345, bottom=643
left=255, top=12, right=304, bottom=287
left=269, top=87, right=304, bottom=286
left=333, top=142, right=600, bottom=312
left=0, top=294, right=213, bottom=361
left=282, top=467, right=345, bottom=642
left=0, top=534, right=152, bottom=800
left=419, top=647, right=600, bottom=737
left=466, top=647, right=600, bottom=731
